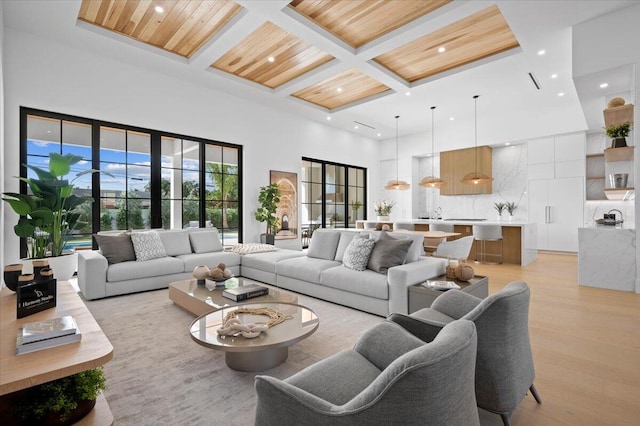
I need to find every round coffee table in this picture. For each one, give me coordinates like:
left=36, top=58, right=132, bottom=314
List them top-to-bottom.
left=189, top=302, right=319, bottom=372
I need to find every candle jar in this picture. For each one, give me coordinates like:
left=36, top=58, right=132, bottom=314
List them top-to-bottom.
left=445, top=258, right=458, bottom=279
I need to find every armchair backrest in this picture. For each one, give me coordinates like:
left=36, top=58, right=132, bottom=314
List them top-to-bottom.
left=433, top=235, right=474, bottom=260
left=461, top=281, right=535, bottom=412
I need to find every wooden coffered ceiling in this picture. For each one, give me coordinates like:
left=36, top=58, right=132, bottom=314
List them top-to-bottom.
left=76, top=1, right=520, bottom=113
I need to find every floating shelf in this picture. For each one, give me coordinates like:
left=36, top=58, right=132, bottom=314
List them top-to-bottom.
left=603, top=104, right=634, bottom=127
left=604, top=146, right=634, bottom=162
left=586, top=153, right=605, bottom=158
left=586, top=175, right=605, bottom=180
left=604, top=188, right=635, bottom=201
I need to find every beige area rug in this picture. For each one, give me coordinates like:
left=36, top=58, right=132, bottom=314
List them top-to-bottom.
left=85, top=288, right=382, bottom=425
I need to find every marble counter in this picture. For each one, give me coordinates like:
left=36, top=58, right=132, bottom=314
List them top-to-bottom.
left=578, top=227, right=636, bottom=292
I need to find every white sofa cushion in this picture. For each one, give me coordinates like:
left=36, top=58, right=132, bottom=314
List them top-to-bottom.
left=189, top=229, right=223, bottom=253
left=158, top=230, right=192, bottom=256
left=307, top=230, right=341, bottom=260
left=130, top=231, right=167, bottom=261
left=241, top=250, right=306, bottom=274
left=177, top=252, right=241, bottom=272
left=107, top=257, right=184, bottom=282
left=277, top=257, right=341, bottom=284
left=321, top=265, right=389, bottom=299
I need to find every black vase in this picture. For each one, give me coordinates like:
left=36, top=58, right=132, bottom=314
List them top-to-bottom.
left=612, top=137, right=627, bottom=148
left=32, top=259, right=50, bottom=280
left=3, top=264, right=23, bottom=292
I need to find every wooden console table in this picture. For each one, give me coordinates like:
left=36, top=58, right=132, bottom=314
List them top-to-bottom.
left=0, top=281, right=114, bottom=425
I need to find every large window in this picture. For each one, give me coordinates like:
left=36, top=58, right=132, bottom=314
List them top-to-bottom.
left=20, top=108, right=242, bottom=256
left=301, top=158, right=366, bottom=246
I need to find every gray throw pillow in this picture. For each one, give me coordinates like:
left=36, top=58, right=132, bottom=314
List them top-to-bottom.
left=130, top=231, right=168, bottom=261
left=367, top=232, right=412, bottom=273
left=93, top=233, right=136, bottom=264
left=343, top=238, right=375, bottom=271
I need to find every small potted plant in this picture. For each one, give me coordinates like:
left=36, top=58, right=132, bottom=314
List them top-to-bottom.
left=605, top=121, right=631, bottom=148
left=254, top=183, right=281, bottom=245
left=351, top=200, right=363, bottom=223
left=373, top=200, right=395, bottom=220
left=505, top=201, right=518, bottom=219
left=493, top=202, right=506, bottom=219
left=8, top=368, right=106, bottom=425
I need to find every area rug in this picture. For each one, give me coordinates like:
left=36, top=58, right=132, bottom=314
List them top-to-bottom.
left=85, top=288, right=381, bottom=425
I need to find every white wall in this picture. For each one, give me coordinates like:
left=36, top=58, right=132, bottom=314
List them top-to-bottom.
left=0, top=2, right=5, bottom=274
left=573, top=2, right=640, bottom=293
left=1, top=27, right=381, bottom=266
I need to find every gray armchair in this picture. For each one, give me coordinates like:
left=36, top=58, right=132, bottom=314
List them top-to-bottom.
left=388, top=281, right=541, bottom=426
left=254, top=320, right=479, bottom=426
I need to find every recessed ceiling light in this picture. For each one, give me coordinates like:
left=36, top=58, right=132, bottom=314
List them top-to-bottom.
left=154, top=5, right=164, bottom=13
left=438, top=46, right=446, bottom=53
left=537, top=49, right=546, bottom=56
left=267, top=56, right=275, bottom=63
left=550, top=73, right=558, bottom=79
left=600, top=83, right=609, bottom=88
left=337, top=87, right=343, bottom=93
left=405, top=92, right=411, bottom=96
left=558, top=92, right=565, bottom=97
left=326, top=116, right=331, bottom=121
left=449, top=117, right=455, bottom=121
left=354, top=125, right=359, bottom=129
left=47, top=130, right=51, bottom=133
left=377, top=133, right=382, bottom=137
left=505, top=142, right=510, bottom=146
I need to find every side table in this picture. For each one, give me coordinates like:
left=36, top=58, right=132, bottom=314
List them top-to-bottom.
left=408, top=275, right=489, bottom=314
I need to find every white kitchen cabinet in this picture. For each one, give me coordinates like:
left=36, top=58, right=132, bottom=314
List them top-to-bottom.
left=528, top=133, right=586, bottom=179
left=528, top=177, right=584, bottom=252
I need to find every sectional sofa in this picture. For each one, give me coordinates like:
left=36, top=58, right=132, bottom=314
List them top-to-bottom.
left=78, top=228, right=446, bottom=316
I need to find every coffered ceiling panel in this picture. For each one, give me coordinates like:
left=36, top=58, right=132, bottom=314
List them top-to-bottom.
left=77, top=0, right=242, bottom=58
left=288, top=0, right=452, bottom=48
left=373, top=5, right=520, bottom=83
left=211, top=21, right=335, bottom=89
left=292, top=69, right=391, bottom=110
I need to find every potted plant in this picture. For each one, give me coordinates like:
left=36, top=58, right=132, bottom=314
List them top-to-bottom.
left=605, top=121, right=631, bottom=148
left=2, top=153, right=102, bottom=280
left=254, top=183, right=281, bottom=245
left=351, top=200, right=362, bottom=222
left=373, top=200, right=395, bottom=220
left=505, top=201, right=518, bottom=219
left=493, top=202, right=506, bottom=218
left=7, top=368, right=106, bottom=425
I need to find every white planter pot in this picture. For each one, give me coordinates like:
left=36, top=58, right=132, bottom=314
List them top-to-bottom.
left=376, top=215, right=390, bottom=221
left=21, top=252, right=78, bottom=282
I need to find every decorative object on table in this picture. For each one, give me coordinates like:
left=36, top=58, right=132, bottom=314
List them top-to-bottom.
left=461, top=95, right=493, bottom=185
left=607, top=97, right=626, bottom=108
left=419, top=106, right=446, bottom=188
left=385, top=115, right=410, bottom=190
left=605, top=121, right=631, bottom=148
left=1, top=153, right=104, bottom=280
left=270, top=170, right=298, bottom=241
left=608, top=173, right=629, bottom=189
left=255, top=182, right=281, bottom=245
left=373, top=200, right=395, bottom=221
left=505, top=201, right=518, bottom=219
left=493, top=202, right=506, bottom=219
left=381, top=224, right=391, bottom=231
left=445, top=258, right=458, bottom=279
left=32, top=259, right=50, bottom=280
left=455, top=261, right=475, bottom=281
left=208, top=262, right=233, bottom=283
left=3, top=263, right=23, bottom=291
left=192, top=265, right=210, bottom=285
left=38, top=267, right=55, bottom=281
left=17, top=275, right=57, bottom=318
left=422, top=280, right=461, bottom=291
left=222, top=283, right=269, bottom=301
left=217, top=306, right=291, bottom=339
left=19, top=315, right=78, bottom=344
left=17, top=330, right=82, bottom=355
left=7, top=367, right=106, bottom=425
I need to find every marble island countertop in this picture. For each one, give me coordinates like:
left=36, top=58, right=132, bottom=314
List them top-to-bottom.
left=395, top=218, right=531, bottom=226
left=584, top=223, right=636, bottom=230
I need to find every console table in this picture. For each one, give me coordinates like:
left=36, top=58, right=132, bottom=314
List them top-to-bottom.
left=0, top=282, right=114, bottom=425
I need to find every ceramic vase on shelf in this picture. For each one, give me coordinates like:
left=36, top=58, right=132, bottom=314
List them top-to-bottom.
left=377, top=215, right=390, bottom=221
left=3, top=264, right=23, bottom=291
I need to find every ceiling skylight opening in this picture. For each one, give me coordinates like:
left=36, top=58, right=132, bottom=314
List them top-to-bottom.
left=154, top=5, right=164, bottom=13
left=438, top=46, right=446, bottom=53
left=537, top=49, right=546, bottom=56
left=267, top=56, right=275, bottom=63
left=551, top=73, right=558, bottom=79
left=600, top=83, right=609, bottom=88
left=337, top=87, right=343, bottom=93
left=558, top=92, right=565, bottom=97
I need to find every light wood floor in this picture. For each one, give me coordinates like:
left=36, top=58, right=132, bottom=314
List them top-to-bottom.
left=471, top=252, right=640, bottom=425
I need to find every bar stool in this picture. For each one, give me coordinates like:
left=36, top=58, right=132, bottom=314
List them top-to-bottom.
left=429, top=223, right=454, bottom=232
left=473, top=225, right=503, bottom=264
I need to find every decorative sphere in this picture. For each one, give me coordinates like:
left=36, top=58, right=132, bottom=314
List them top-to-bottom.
left=607, top=97, right=625, bottom=108
left=216, top=263, right=226, bottom=271
left=455, top=264, right=475, bottom=281
left=192, top=265, right=210, bottom=280
left=210, top=268, right=224, bottom=281
left=223, top=268, right=233, bottom=278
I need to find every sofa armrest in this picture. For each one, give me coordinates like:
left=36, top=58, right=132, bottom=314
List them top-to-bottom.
left=77, top=250, right=108, bottom=300
left=387, top=258, right=446, bottom=314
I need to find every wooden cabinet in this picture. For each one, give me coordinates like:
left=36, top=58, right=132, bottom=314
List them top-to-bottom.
left=440, top=146, right=492, bottom=195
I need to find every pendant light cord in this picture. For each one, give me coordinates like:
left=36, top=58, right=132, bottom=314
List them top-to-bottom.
left=473, top=95, right=479, bottom=175
left=431, top=107, right=436, bottom=174
left=395, top=115, right=400, bottom=183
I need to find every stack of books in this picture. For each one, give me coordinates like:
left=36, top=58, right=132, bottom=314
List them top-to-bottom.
left=222, top=283, right=269, bottom=301
left=16, top=315, right=81, bottom=355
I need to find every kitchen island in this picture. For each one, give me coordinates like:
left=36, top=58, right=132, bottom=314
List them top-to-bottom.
left=355, top=219, right=537, bottom=266
left=578, top=226, right=636, bottom=292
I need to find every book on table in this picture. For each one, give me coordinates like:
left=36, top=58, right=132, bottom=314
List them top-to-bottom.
left=422, top=280, right=461, bottom=291
left=223, top=284, right=269, bottom=301
left=19, top=315, right=78, bottom=344
left=16, top=330, right=82, bottom=355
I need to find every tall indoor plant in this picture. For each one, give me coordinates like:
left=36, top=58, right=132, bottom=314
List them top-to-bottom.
left=3, top=153, right=100, bottom=260
left=254, top=183, right=281, bottom=245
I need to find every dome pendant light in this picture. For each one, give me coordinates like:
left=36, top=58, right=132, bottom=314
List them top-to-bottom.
left=461, top=95, right=493, bottom=185
left=419, top=106, right=446, bottom=188
left=385, top=115, right=410, bottom=190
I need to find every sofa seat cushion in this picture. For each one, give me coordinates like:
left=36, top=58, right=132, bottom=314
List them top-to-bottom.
left=241, top=250, right=306, bottom=274
left=178, top=252, right=241, bottom=272
left=107, top=257, right=184, bottom=282
left=276, top=257, right=341, bottom=284
left=321, top=265, right=389, bottom=299
left=285, top=350, right=381, bottom=406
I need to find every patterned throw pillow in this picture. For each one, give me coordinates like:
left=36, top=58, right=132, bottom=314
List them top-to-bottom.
left=130, top=231, right=167, bottom=262
left=343, top=238, right=376, bottom=271
left=228, top=244, right=279, bottom=255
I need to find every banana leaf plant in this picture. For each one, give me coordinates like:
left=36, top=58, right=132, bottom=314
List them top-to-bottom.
left=2, top=153, right=103, bottom=258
